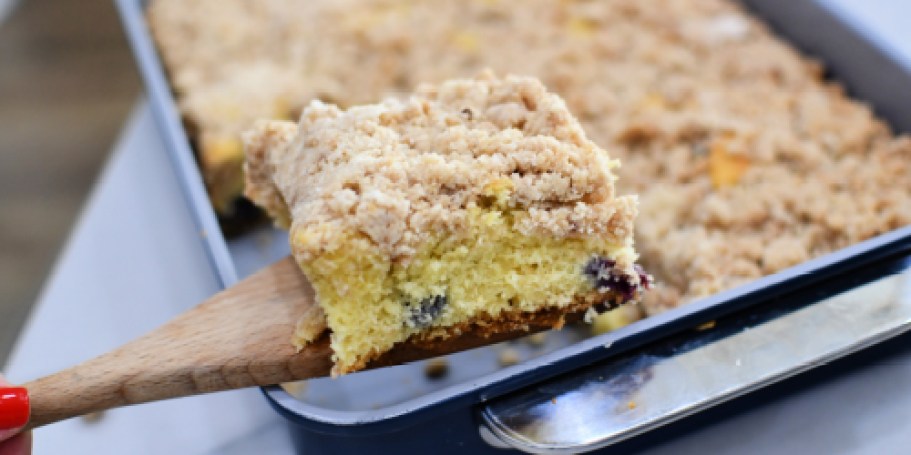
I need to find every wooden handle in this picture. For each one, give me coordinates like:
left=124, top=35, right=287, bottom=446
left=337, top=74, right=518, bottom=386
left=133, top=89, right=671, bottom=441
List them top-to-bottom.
left=23, top=258, right=331, bottom=429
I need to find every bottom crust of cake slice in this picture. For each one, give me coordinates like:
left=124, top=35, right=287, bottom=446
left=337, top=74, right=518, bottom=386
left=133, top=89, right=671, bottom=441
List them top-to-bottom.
left=290, top=266, right=648, bottom=376
left=283, top=289, right=639, bottom=380
left=359, top=289, right=639, bottom=372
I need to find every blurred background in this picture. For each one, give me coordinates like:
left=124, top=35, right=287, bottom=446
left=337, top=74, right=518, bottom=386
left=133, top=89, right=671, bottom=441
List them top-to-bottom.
left=0, top=0, right=139, bottom=364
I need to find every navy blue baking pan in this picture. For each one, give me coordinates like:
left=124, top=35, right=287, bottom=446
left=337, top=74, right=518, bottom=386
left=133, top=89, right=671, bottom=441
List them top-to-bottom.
left=116, top=0, right=911, bottom=452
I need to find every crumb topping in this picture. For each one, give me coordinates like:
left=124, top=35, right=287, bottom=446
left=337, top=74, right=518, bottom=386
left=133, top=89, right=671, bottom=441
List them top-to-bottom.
left=245, top=73, right=636, bottom=263
left=243, top=120, right=298, bottom=227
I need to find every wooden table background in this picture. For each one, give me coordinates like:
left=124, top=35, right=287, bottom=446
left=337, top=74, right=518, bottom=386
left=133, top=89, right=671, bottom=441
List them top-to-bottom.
left=0, top=0, right=140, bottom=365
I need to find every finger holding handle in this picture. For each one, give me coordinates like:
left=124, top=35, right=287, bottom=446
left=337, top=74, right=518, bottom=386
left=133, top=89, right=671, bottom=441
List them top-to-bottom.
left=0, top=375, right=31, bottom=455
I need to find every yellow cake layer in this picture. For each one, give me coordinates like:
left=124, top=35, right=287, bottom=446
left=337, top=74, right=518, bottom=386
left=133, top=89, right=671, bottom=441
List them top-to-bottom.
left=294, top=207, right=635, bottom=374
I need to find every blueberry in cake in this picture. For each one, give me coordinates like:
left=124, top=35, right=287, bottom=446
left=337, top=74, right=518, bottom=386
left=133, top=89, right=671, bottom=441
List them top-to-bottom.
left=243, top=73, right=649, bottom=375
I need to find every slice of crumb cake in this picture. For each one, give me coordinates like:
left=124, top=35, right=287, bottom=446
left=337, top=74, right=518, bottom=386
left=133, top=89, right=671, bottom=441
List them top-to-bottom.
left=244, top=73, right=649, bottom=375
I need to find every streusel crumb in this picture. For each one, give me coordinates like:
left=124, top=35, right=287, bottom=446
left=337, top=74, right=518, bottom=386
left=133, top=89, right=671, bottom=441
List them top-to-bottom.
left=247, top=72, right=636, bottom=265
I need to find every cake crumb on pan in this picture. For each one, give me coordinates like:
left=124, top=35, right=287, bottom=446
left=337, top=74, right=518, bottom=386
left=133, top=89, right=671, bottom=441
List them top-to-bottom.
left=499, top=347, right=521, bottom=367
left=424, top=358, right=450, bottom=380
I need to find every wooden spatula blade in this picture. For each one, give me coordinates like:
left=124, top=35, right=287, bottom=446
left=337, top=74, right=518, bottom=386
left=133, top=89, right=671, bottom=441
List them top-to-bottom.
left=23, top=256, right=595, bottom=429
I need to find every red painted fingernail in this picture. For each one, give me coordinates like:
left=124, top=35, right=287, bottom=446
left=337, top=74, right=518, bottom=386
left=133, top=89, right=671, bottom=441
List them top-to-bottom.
left=0, top=387, right=30, bottom=429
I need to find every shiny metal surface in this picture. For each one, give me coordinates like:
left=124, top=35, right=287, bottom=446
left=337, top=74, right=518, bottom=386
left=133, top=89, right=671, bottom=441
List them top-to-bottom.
left=481, top=265, right=911, bottom=453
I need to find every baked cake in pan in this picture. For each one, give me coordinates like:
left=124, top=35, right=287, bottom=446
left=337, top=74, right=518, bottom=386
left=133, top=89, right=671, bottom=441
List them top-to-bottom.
left=148, top=0, right=911, bottom=320
left=243, top=73, right=648, bottom=375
